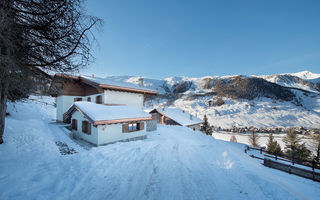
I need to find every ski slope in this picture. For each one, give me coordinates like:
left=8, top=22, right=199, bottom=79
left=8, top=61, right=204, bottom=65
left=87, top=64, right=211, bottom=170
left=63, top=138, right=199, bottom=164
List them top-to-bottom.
left=0, top=96, right=319, bottom=200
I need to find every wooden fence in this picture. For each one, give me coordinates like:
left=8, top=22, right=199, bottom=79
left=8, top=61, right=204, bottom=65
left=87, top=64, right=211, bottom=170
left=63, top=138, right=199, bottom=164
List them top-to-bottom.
left=245, top=145, right=320, bottom=182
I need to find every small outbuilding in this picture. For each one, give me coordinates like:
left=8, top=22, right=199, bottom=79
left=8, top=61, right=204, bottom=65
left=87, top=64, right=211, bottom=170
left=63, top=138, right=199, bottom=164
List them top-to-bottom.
left=64, top=102, right=152, bottom=146
left=150, top=108, right=203, bottom=131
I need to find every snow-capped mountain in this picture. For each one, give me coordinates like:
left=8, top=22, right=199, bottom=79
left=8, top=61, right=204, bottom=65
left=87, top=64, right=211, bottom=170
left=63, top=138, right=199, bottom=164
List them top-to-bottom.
left=100, top=71, right=320, bottom=129
left=259, top=71, right=320, bottom=93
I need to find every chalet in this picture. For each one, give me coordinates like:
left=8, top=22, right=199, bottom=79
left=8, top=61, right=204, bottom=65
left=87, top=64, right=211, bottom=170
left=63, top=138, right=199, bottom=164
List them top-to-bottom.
left=50, top=74, right=158, bottom=145
left=50, top=74, right=157, bottom=122
left=64, top=102, right=152, bottom=146
left=150, top=108, right=203, bottom=131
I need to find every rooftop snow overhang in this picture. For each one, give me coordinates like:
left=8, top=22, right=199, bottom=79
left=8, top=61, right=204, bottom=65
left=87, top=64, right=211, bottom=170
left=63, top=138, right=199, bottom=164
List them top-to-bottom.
left=64, top=104, right=153, bottom=125
left=150, top=109, right=203, bottom=126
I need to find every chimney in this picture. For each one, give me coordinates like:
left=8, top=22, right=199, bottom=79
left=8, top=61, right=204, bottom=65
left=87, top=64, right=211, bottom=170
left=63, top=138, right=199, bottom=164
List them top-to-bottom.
left=138, top=77, right=144, bottom=87
left=190, top=114, right=193, bottom=120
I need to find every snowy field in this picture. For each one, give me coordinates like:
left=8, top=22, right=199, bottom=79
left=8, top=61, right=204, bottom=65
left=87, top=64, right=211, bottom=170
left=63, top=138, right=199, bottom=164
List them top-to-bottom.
left=172, top=94, right=320, bottom=129
left=0, top=96, right=320, bottom=200
left=212, top=132, right=314, bottom=150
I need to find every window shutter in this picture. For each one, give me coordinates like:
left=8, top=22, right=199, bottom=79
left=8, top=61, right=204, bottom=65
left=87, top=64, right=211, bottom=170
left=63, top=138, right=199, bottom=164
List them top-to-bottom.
left=96, top=95, right=102, bottom=104
left=72, top=119, right=78, bottom=130
left=82, top=121, right=88, bottom=133
left=82, top=121, right=85, bottom=132
left=88, top=122, right=91, bottom=135
left=140, top=122, right=144, bottom=130
left=122, top=124, right=129, bottom=133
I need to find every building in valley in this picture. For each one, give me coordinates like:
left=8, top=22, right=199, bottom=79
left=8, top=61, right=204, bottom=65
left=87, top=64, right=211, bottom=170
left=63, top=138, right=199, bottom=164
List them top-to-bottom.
left=50, top=74, right=157, bottom=145
left=149, top=108, right=203, bottom=131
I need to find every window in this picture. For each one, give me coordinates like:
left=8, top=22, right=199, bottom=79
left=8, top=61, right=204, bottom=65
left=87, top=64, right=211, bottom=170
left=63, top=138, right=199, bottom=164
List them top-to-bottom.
left=96, top=95, right=102, bottom=104
left=74, top=97, right=82, bottom=102
left=87, top=97, right=91, bottom=102
left=72, top=119, right=77, bottom=130
left=82, top=120, right=91, bottom=135
left=122, top=122, right=144, bottom=133
left=129, top=123, right=138, bottom=132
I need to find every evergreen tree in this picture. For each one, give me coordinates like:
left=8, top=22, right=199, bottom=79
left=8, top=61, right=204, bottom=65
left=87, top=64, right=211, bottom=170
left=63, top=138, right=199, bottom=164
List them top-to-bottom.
left=201, top=114, right=212, bottom=135
left=283, top=128, right=311, bottom=161
left=266, top=133, right=282, bottom=156
left=311, top=133, right=320, bottom=162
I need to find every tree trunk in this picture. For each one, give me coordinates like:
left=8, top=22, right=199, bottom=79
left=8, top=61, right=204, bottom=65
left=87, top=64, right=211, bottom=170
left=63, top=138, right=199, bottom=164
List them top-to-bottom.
left=0, top=82, right=9, bottom=144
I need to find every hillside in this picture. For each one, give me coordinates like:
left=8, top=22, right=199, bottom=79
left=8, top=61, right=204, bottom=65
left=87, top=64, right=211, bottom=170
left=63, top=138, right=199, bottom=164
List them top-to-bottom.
left=106, top=71, right=320, bottom=129
left=0, top=96, right=319, bottom=199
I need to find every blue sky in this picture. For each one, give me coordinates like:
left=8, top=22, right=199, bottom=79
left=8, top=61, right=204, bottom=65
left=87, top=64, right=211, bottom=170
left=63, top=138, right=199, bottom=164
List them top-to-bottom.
left=83, top=0, right=320, bottom=78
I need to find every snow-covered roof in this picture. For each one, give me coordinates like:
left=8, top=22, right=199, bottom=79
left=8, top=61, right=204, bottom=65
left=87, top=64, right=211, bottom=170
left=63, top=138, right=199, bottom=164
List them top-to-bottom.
left=81, top=75, right=157, bottom=94
left=72, top=102, right=151, bottom=125
left=153, top=108, right=203, bottom=126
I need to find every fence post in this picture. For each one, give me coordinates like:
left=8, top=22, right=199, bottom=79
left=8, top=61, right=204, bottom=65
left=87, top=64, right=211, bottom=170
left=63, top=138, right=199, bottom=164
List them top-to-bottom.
left=260, top=148, right=262, bottom=154
left=275, top=155, right=277, bottom=160
left=292, top=156, right=294, bottom=165
left=312, top=160, right=315, bottom=171
left=289, top=165, right=292, bottom=174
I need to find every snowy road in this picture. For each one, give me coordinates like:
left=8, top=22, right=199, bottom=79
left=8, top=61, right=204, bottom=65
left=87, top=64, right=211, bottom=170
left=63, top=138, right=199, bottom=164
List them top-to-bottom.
left=1, top=98, right=320, bottom=200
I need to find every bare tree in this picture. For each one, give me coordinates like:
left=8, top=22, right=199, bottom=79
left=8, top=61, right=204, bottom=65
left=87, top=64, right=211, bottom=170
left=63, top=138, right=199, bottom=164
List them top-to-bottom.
left=0, top=0, right=102, bottom=144
left=248, top=130, right=259, bottom=148
left=230, top=135, right=237, bottom=143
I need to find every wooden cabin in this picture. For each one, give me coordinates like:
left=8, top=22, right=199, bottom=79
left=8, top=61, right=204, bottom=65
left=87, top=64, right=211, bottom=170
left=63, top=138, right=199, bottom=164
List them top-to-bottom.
left=150, top=108, right=203, bottom=131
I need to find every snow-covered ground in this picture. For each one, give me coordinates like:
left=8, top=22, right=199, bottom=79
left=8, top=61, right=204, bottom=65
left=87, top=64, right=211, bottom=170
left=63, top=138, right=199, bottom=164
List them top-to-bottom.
left=172, top=95, right=320, bottom=129
left=0, top=96, right=320, bottom=200
left=212, top=131, right=313, bottom=150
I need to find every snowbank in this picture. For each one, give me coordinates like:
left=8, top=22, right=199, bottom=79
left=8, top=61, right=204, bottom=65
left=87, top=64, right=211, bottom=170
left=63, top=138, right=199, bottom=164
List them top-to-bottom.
left=0, top=96, right=319, bottom=200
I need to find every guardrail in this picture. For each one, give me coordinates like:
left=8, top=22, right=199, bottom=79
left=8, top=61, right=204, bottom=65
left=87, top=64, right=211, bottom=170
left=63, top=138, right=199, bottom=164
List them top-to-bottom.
left=245, top=145, right=320, bottom=181
left=245, top=145, right=320, bottom=171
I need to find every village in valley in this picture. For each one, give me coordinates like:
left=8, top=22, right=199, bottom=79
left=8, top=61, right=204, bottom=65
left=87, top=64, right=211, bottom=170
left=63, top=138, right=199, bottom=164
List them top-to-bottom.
left=1, top=1, right=320, bottom=200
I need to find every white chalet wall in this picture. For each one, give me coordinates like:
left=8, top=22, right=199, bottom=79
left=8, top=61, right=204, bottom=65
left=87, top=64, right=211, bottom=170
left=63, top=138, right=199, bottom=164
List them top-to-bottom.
left=104, top=90, right=144, bottom=109
left=56, top=93, right=104, bottom=122
left=56, top=96, right=81, bottom=121
left=70, top=110, right=147, bottom=146
left=71, top=111, right=98, bottom=145
left=97, top=122, right=147, bottom=145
